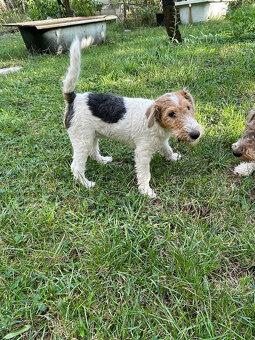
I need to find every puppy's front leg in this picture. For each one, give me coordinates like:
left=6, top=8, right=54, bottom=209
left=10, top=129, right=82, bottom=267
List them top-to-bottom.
left=160, top=140, right=182, bottom=161
left=135, top=147, right=156, bottom=198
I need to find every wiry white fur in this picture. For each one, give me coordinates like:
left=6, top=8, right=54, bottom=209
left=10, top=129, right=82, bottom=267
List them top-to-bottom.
left=63, top=39, right=81, bottom=94
left=63, top=40, right=200, bottom=198
left=169, top=94, right=179, bottom=106
left=184, top=117, right=202, bottom=134
left=232, top=141, right=240, bottom=150
left=234, top=162, right=255, bottom=176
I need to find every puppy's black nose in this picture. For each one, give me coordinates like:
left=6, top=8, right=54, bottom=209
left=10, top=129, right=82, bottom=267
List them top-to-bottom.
left=189, top=131, right=200, bottom=140
left=233, top=151, right=242, bottom=158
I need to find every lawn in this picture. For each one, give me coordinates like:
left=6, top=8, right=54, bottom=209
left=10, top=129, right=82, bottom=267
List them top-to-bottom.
left=0, top=18, right=254, bottom=339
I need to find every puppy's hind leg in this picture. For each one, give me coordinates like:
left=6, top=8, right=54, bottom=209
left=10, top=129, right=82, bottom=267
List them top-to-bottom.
left=69, top=132, right=95, bottom=188
left=91, top=137, right=112, bottom=165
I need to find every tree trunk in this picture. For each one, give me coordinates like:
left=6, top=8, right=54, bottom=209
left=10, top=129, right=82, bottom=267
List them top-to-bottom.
left=0, top=0, right=7, bottom=11
left=3, top=0, right=15, bottom=11
left=21, top=0, right=26, bottom=14
left=56, top=0, right=73, bottom=17
left=64, top=0, right=72, bottom=17
left=123, top=0, right=127, bottom=22
left=162, top=0, right=182, bottom=43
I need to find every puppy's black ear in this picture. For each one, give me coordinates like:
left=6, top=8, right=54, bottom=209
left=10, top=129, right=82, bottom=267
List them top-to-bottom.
left=180, top=90, right=195, bottom=110
left=145, top=104, right=160, bottom=128
left=248, top=108, right=255, bottom=123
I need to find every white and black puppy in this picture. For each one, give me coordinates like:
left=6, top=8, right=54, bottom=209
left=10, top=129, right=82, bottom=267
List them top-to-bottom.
left=62, top=39, right=203, bottom=198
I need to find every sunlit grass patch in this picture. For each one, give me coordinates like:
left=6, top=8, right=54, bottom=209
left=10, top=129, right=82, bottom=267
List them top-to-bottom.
left=0, top=18, right=255, bottom=339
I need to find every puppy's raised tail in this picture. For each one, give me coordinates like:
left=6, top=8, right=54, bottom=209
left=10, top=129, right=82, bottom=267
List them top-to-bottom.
left=62, top=38, right=81, bottom=103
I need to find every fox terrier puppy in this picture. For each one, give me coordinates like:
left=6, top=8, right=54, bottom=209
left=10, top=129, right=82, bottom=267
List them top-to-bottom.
left=62, top=39, right=203, bottom=198
left=232, top=108, right=255, bottom=177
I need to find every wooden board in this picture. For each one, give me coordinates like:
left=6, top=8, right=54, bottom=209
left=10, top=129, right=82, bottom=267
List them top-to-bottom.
left=2, top=15, right=117, bottom=30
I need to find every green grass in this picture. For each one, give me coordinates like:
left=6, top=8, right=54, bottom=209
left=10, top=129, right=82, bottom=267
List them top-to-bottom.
left=0, top=18, right=255, bottom=339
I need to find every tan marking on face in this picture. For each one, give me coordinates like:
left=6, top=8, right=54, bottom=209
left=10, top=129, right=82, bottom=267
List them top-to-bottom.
left=152, top=90, right=203, bottom=144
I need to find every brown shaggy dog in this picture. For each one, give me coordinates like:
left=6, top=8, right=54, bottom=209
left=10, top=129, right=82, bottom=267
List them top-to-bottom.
left=232, top=108, right=255, bottom=176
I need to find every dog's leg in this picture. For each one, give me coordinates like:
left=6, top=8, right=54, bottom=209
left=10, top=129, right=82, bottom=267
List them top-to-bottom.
left=69, top=132, right=95, bottom=188
left=91, top=137, right=112, bottom=164
left=160, top=140, right=182, bottom=161
left=135, top=147, right=155, bottom=198
left=234, top=162, right=255, bottom=176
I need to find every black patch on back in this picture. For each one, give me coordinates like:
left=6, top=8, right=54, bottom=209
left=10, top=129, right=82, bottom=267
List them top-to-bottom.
left=64, top=92, right=76, bottom=129
left=88, top=93, right=126, bottom=123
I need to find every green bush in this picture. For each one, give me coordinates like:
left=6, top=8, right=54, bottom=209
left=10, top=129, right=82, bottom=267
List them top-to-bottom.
left=0, top=0, right=100, bottom=23
left=0, top=0, right=27, bottom=24
left=26, top=0, right=59, bottom=20
left=26, top=0, right=99, bottom=20
left=70, top=0, right=102, bottom=17
left=124, top=0, right=159, bottom=27
left=228, top=0, right=254, bottom=10
left=226, top=4, right=255, bottom=38
left=0, top=9, right=24, bottom=25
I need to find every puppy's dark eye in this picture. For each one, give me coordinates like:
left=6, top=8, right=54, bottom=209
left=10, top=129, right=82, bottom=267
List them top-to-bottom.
left=187, top=106, right=190, bottom=110
left=168, top=112, right=176, bottom=118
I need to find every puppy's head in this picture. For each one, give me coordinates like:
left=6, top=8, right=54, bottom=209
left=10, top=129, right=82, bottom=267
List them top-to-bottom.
left=146, top=90, right=203, bottom=145
left=232, top=109, right=255, bottom=162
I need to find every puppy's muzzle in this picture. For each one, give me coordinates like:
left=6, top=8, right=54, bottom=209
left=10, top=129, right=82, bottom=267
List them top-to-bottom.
left=232, top=142, right=242, bottom=158
left=233, top=150, right=242, bottom=158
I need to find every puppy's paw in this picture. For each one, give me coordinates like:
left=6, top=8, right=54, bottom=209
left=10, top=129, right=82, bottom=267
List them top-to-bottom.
left=170, top=152, right=182, bottom=162
left=98, top=156, right=113, bottom=164
left=234, top=162, right=255, bottom=177
left=78, top=177, right=96, bottom=188
left=85, top=180, right=96, bottom=188
left=139, top=186, right=156, bottom=199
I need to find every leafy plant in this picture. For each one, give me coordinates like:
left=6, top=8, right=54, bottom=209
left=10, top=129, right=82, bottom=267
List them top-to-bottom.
left=0, top=0, right=99, bottom=22
left=26, top=0, right=59, bottom=20
left=70, top=0, right=102, bottom=17
left=124, top=0, right=159, bottom=27
left=228, top=0, right=254, bottom=10
left=226, top=4, right=255, bottom=38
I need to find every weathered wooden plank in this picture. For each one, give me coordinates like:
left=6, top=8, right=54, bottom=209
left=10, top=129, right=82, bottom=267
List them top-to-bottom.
left=2, top=15, right=116, bottom=29
left=0, top=66, right=22, bottom=75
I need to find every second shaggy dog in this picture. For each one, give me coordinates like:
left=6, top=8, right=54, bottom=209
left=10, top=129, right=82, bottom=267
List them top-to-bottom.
left=232, top=108, right=255, bottom=176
